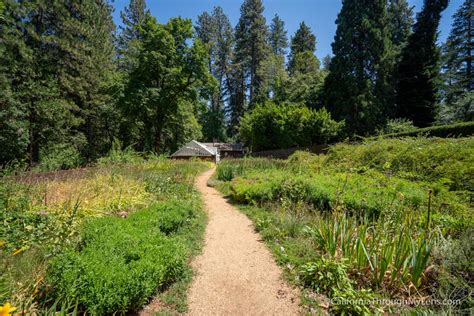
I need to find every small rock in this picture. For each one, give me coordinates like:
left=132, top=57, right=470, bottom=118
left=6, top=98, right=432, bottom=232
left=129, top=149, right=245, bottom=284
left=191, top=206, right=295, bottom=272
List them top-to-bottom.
left=118, top=211, right=129, bottom=218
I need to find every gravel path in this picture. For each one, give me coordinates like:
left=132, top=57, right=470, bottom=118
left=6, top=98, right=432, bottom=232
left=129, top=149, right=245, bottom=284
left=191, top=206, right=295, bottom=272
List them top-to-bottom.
left=187, top=168, right=301, bottom=315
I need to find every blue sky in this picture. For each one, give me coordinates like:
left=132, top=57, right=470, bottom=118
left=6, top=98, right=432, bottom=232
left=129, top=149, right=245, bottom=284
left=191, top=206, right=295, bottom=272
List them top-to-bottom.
left=111, top=0, right=463, bottom=60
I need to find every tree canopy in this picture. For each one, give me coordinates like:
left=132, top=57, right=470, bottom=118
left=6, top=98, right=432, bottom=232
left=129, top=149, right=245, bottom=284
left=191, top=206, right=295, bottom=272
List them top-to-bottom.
left=0, top=0, right=459, bottom=167
left=396, top=0, right=449, bottom=127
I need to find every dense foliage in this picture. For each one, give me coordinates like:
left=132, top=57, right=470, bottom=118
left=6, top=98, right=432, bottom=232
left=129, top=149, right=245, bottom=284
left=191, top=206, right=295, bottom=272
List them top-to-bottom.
left=0, top=0, right=115, bottom=165
left=1, top=0, right=470, bottom=165
left=322, top=0, right=394, bottom=135
left=396, top=0, right=449, bottom=127
left=440, top=0, right=474, bottom=123
left=120, top=15, right=212, bottom=153
left=239, top=102, right=343, bottom=151
left=375, top=120, right=474, bottom=138
left=214, top=136, right=473, bottom=314
left=0, top=158, right=210, bottom=314
left=47, top=202, right=191, bottom=314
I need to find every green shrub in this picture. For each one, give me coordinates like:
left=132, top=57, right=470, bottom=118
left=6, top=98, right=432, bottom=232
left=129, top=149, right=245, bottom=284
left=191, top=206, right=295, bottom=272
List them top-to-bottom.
left=239, top=101, right=344, bottom=151
left=377, top=118, right=417, bottom=135
left=377, top=121, right=474, bottom=138
left=327, top=137, right=474, bottom=191
left=97, top=138, right=143, bottom=165
left=38, top=143, right=83, bottom=171
left=286, top=151, right=325, bottom=173
left=216, top=162, right=244, bottom=181
left=229, top=170, right=446, bottom=218
left=46, top=201, right=196, bottom=314
left=154, top=201, right=194, bottom=235
left=300, top=257, right=352, bottom=295
left=300, top=257, right=378, bottom=315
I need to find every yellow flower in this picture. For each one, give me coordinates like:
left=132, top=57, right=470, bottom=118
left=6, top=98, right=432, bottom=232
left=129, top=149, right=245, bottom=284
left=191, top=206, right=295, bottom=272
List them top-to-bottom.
left=0, top=303, right=16, bottom=316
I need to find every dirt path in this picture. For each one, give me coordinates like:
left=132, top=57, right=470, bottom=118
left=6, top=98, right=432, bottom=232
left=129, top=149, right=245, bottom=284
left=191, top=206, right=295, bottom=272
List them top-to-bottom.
left=187, top=168, right=301, bottom=315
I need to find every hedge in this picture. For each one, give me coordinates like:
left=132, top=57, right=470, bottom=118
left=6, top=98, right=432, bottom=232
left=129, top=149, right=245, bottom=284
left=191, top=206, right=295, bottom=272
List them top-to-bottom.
left=377, top=121, right=474, bottom=138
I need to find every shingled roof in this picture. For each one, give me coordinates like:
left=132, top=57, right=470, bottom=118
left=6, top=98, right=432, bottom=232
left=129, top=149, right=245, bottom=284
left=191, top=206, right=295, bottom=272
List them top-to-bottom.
left=171, top=140, right=217, bottom=157
left=201, top=143, right=244, bottom=151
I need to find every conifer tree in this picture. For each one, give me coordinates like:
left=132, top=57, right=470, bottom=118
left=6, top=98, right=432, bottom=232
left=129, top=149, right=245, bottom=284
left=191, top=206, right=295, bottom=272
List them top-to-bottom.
left=0, top=0, right=33, bottom=163
left=118, top=0, right=148, bottom=71
left=120, top=0, right=148, bottom=43
left=233, top=0, right=269, bottom=107
left=323, top=0, right=393, bottom=134
left=386, top=0, right=414, bottom=120
left=387, top=0, right=414, bottom=50
left=396, top=0, right=449, bottom=127
left=442, top=0, right=473, bottom=105
left=0, top=1, right=83, bottom=164
left=54, top=1, right=116, bottom=160
left=196, top=6, right=233, bottom=141
left=260, top=14, right=288, bottom=101
left=268, top=14, right=288, bottom=56
left=288, top=22, right=319, bottom=76
left=289, top=22, right=316, bottom=56
left=322, top=55, right=332, bottom=71
left=227, top=63, right=246, bottom=137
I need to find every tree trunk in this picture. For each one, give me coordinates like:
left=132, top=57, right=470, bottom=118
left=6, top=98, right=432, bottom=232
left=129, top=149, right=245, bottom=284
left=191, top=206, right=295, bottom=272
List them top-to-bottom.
left=28, top=111, right=39, bottom=165
left=154, top=122, right=162, bottom=154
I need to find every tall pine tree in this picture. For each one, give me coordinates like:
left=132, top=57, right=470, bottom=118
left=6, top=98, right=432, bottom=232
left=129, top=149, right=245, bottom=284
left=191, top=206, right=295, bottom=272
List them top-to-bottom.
left=0, top=0, right=116, bottom=165
left=117, top=0, right=148, bottom=71
left=233, top=0, right=268, bottom=107
left=323, top=0, right=393, bottom=135
left=387, top=0, right=414, bottom=50
left=396, top=0, right=449, bottom=127
left=442, top=0, right=473, bottom=106
left=55, top=1, right=117, bottom=160
left=196, top=6, right=233, bottom=141
left=260, top=14, right=288, bottom=101
left=268, top=14, right=288, bottom=56
left=288, top=22, right=319, bottom=76
left=290, top=22, right=316, bottom=53
left=227, top=63, right=246, bottom=137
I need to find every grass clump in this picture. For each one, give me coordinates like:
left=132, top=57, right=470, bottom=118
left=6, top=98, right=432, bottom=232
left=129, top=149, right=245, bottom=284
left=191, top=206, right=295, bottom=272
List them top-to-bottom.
left=216, top=157, right=285, bottom=181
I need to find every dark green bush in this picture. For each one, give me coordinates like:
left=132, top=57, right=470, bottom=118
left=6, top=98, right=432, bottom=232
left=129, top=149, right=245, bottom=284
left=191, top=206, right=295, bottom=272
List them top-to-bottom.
left=239, top=101, right=344, bottom=151
left=46, top=201, right=196, bottom=314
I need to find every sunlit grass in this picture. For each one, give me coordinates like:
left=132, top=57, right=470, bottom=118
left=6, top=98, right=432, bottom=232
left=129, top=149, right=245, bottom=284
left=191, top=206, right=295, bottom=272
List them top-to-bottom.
left=214, top=136, right=473, bottom=314
left=0, top=158, right=210, bottom=313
